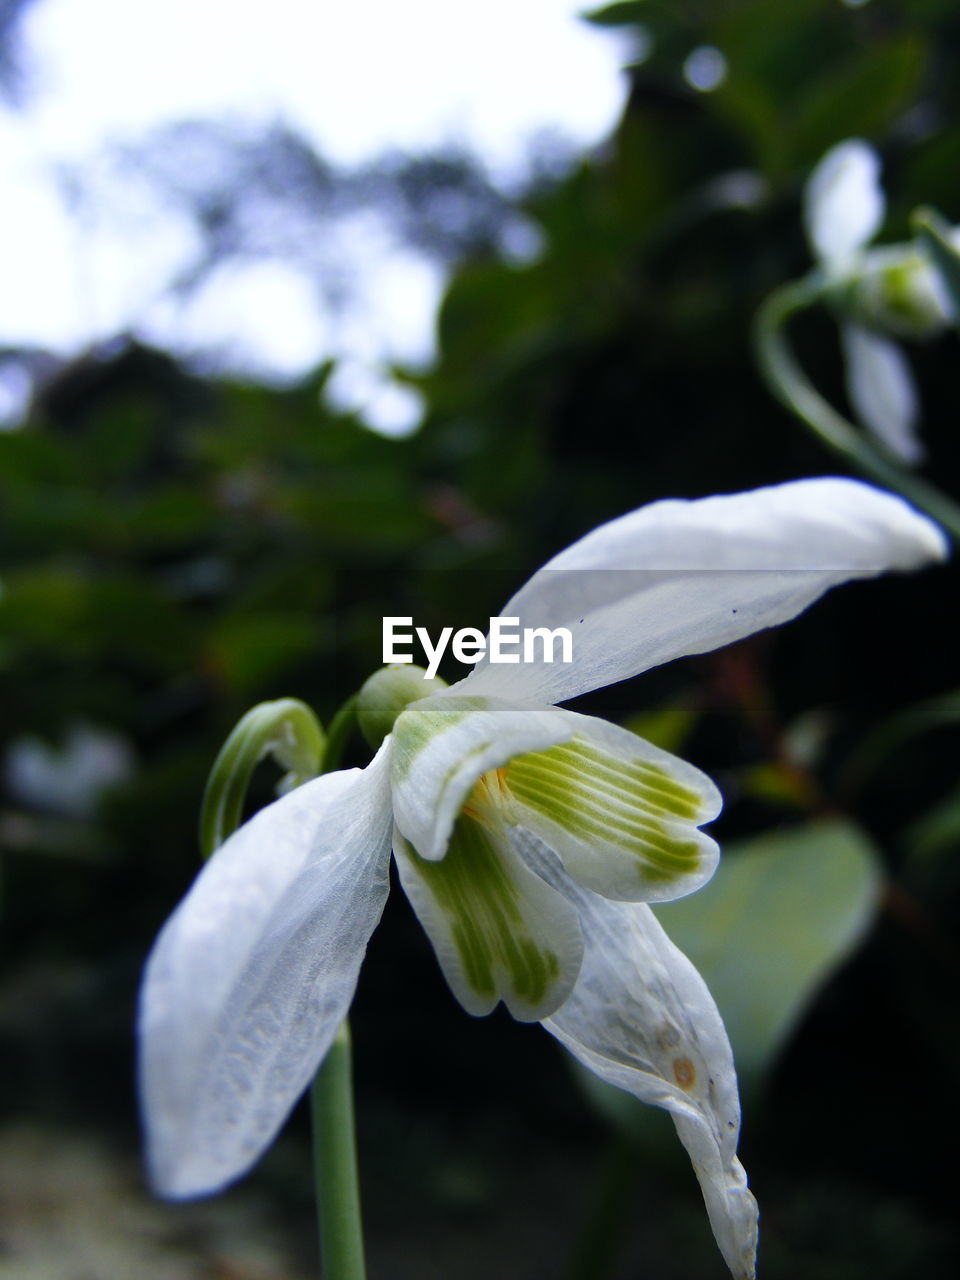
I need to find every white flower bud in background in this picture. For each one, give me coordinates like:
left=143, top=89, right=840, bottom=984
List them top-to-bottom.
left=803, top=137, right=958, bottom=464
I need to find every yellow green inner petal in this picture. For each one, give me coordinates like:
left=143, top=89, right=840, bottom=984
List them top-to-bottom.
left=505, top=737, right=704, bottom=885
left=406, top=792, right=561, bottom=1009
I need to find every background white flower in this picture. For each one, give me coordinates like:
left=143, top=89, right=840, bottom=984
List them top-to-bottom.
left=803, top=138, right=952, bottom=465
left=4, top=723, right=134, bottom=819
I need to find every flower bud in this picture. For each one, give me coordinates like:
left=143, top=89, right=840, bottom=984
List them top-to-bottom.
left=829, top=243, right=952, bottom=338
left=357, top=665, right=447, bottom=749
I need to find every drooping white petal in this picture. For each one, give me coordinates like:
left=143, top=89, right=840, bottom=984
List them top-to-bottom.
left=804, top=138, right=884, bottom=268
left=841, top=322, right=924, bottom=464
left=456, top=478, right=947, bottom=706
left=390, top=694, right=572, bottom=861
left=504, top=709, right=721, bottom=902
left=139, top=746, right=393, bottom=1199
left=393, top=813, right=583, bottom=1021
left=523, top=839, right=757, bottom=1280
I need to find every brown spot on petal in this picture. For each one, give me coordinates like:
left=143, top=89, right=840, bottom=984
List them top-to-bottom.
left=673, top=1057, right=696, bottom=1090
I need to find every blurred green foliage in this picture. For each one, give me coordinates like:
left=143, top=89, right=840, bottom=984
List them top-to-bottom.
left=3, top=0, right=960, bottom=1276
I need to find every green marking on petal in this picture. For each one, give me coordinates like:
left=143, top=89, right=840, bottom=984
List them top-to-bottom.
left=391, top=697, right=489, bottom=780
left=391, top=706, right=470, bottom=779
left=505, top=736, right=706, bottom=886
left=539, top=741, right=703, bottom=819
left=507, top=771, right=700, bottom=874
left=407, top=811, right=561, bottom=1009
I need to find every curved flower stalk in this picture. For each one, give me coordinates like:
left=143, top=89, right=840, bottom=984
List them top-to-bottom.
left=803, top=139, right=955, bottom=465
left=138, top=478, right=947, bottom=1280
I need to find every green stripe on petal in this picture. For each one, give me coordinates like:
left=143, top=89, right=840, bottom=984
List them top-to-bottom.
left=390, top=699, right=482, bottom=780
left=504, top=711, right=722, bottom=904
left=393, top=809, right=583, bottom=1022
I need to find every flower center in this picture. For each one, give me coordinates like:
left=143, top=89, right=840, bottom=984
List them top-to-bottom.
left=460, top=767, right=512, bottom=826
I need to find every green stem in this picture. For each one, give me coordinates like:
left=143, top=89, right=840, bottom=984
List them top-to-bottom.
left=753, top=277, right=960, bottom=541
left=199, top=691, right=369, bottom=1278
left=313, top=692, right=365, bottom=1279
left=322, top=695, right=359, bottom=773
left=311, top=1022, right=367, bottom=1280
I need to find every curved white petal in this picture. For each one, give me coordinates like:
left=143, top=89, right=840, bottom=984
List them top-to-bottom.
left=804, top=138, right=884, bottom=268
left=841, top=323, right=924, bottom=464
left=456, top=479, right=947, bottom=706
left=390, top=694, right=572, bottom=861
left=505, top=710, right=721, bottom=902
left=139, top=745, right=393, bottom=1199
left=394, top=816, right=583, bottom=1021
left=523, top=840, right=757, bottom=1280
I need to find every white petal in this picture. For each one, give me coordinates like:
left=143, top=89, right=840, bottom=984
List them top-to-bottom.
left=804, top=138, right=884, bottom=268
left=841, top=323, right=924, bottom=464
left=456, top=478, right=947, bottom=706
left=390, top=694, right=572, bottom=861
left=504, top=710, right=722, bottom=902
left=139, top=745, right=393, bottom=1199
left=394, top=816, right=583, bottom=1021
left=524, top=840, right=758, bottom=1280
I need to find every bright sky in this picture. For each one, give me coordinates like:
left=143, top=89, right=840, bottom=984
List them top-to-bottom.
left=0, top=0, right=629, bottom=429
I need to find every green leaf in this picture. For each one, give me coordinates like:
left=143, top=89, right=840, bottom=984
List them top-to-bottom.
left=583, top=2, right=648, bottom=28
left=789, top=37, right=926, bottom=170
left=0, top=567, right=196, bottom=669
left=206, top=612, right=327, bottom=693
left=842, top=689, right=960, bottom=791
left=622, top=702, right=697, bottom=756
left=738, top=762, right=816, bottom=809
left=906, top=782, right=960, bottom=859
left=654, top=820, right=881, bottom=1088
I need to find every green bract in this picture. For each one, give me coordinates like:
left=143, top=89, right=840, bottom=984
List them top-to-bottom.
left=840, top=246, right=950, bottom=339
left=357, top=664, right=447, bottom=749
left=199, top=698, right=326, bottom=860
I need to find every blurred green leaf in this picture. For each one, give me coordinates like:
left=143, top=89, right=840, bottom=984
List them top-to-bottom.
left=584, top=1, right=647, bottom=27
left=789, top=37, right=926, bottom=169
left=0, top=567, right=196, bottom=669
left=205, top=612, right=328, bottom=693
left=842, top=689, right=960, bottom=791
left=622, top=702, right=696, bottom=755
left=738, top=761, right=816, bottom=809
left=906, top=782, right=960, bottom=859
